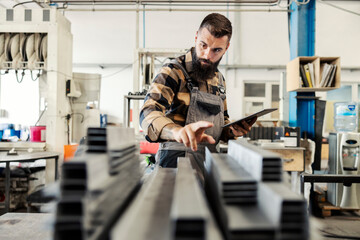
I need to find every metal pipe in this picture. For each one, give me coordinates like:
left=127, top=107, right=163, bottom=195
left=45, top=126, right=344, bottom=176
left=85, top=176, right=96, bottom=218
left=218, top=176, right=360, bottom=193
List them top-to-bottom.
left=50, top=0, right=279, bottom=3
left=63, top=7, right=290, bottom=12
left=72, top=63, right=360, bottom=71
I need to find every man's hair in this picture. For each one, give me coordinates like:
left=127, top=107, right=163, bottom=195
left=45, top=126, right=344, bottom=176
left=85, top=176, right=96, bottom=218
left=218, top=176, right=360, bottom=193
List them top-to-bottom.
left=199, top=13, right=232, bottom=41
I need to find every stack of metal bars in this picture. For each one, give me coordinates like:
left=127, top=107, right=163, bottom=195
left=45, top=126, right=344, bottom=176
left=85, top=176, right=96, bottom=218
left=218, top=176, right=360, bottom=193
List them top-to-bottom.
left=54, top=127, right=141, bottom=240
left=106, top=127, right=138, bottom=175
left=86, top=128, right=107, bottom=153
left=227, top=139, right=283, bottom=182
left=204, top=140, right=309, bottom=240
left=204, top=149, right=276, bottom=240
left=206, top=150, right=257, bottom=205
left=55, top=155, right=97, bottom=240
left=111, top=158, right=223, bottom=240
left=258, top=183, right=309, bottom=240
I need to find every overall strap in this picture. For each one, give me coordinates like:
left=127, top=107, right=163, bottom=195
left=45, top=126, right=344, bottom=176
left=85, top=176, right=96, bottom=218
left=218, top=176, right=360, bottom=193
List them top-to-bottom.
left=170, top=59, right=194, bottom=91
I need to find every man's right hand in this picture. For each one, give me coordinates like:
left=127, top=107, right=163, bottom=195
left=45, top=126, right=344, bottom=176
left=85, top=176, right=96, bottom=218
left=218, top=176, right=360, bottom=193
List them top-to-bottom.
left=162, top=121, right=215, bottom=152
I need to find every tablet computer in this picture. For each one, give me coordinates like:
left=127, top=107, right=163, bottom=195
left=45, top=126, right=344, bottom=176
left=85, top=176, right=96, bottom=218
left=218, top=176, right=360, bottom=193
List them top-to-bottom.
left=223, top=108, right=278, bottom=128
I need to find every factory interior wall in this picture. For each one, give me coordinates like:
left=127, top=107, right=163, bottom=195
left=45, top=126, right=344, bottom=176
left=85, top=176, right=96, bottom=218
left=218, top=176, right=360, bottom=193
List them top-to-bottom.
left=1, top=1, right=360, bottom=130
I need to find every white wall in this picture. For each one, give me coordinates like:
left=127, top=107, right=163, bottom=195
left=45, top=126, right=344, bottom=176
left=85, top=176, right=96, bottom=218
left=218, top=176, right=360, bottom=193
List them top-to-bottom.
left=316, top=1, right=360, bottom=67
left=3, top=2, right=360, bottom=130
left=64, top=2, right=360, bottom=126
left=64, top=7, right=291, bottom=123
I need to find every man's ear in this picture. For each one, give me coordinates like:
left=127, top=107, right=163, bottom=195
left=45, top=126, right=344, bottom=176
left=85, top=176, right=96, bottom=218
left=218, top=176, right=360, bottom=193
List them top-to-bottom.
left=195, top=31, right=198, bottom=43
left=226, top=42, right=230, bottom=51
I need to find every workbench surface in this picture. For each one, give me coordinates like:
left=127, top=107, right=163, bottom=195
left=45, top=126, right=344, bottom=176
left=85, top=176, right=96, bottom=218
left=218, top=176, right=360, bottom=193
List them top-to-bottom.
left=0, top=213, right=52, bottom=240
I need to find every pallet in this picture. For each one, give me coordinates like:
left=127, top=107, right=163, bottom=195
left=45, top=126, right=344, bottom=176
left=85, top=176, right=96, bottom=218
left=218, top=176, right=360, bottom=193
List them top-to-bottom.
left=318, top=202, right=359, bottom=217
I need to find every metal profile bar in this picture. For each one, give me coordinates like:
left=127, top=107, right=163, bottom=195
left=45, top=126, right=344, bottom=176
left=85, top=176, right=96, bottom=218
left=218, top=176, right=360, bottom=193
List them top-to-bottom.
left=86, top=127, right=107, bottom=153
left=106, top=127, right=136, bottom=151
left=227, top=140, right=283, bottom=182
left=204, top=150, right=231, bottom=239
left=206, top=150, right=258, bottom=205
left=171, top=157, right=208, bottom=239
left=111, top=168, right=177, bottom=240
left=86, top=170, right=141, bottom=240
left=258, top=183, right=309, bottom=240
left=225, top=205, right=276, bottom=240
left=54, top=221, right=83, bottom=240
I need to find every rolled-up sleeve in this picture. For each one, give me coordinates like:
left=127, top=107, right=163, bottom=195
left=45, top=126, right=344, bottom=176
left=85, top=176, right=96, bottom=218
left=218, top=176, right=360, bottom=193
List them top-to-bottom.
left=140, top=65, right=179, bottom=142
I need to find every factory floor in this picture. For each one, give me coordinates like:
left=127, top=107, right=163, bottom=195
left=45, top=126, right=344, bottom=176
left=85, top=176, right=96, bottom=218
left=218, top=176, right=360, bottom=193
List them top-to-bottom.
left=312, top=157, right=360, bottom=239
left=316, top=211, right=360, bottom=239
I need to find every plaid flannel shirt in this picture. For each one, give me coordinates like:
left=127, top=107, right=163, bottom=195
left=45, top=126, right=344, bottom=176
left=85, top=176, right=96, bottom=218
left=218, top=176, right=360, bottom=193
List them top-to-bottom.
left=140, top=47, right=233, bottom=142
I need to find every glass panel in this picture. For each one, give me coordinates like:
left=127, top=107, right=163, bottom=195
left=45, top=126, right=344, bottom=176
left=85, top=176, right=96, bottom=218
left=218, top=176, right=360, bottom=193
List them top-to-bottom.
left=244, top=83, right=265, bottom=97
left=271, top=84, right=280, bottom=119
left=271, top=85, right=279, bottom=101
left=327, top=85, right=352, bottom=102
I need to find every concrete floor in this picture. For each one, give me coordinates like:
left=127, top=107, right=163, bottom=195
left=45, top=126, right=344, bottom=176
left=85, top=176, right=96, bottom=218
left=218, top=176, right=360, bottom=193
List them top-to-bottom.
left=315, top=211, right=360, bottom=240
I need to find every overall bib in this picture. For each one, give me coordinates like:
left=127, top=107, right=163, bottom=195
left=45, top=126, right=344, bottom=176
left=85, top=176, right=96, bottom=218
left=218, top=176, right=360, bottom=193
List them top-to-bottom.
left=157, top=60, right=226, bottom=182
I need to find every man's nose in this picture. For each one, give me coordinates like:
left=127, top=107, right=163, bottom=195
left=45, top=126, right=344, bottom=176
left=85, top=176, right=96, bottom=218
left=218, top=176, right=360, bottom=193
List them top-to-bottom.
left=203, top=48, right=211, bottom=60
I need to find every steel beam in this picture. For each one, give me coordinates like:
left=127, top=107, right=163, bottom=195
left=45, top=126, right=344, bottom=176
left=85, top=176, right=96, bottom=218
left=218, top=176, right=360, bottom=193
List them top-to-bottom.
left=227, top=140, right=283, bottom=182
left=205, top=150, right=257, bottom=205
left=171, top=157, right=208, bottom=240
left=111, top=168, right=177, bottom=240
left=258, top=183, right=309, bottom=240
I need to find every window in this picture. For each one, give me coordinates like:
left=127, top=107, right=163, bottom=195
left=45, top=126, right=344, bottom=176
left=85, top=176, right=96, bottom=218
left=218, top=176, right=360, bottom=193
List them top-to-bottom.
left=0, top=71, right=39, bottom=127
left=243, top=81, right=279, bottom=121
left=327, top=85, right=352, bottom=102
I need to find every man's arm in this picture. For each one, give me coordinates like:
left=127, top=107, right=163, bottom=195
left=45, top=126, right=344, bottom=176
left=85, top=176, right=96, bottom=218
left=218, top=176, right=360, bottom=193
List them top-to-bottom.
left=140, top=65, right=180, bottom=142
left=160, top=123, right=181, bottom=140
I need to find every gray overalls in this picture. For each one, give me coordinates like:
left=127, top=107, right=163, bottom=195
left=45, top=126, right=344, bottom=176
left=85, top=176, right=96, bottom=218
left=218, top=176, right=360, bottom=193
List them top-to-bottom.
left=157, top=59, right=226, bottom=182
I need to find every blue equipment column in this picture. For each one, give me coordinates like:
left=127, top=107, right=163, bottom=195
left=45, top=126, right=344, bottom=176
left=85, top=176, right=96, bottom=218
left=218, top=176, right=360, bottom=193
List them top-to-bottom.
left=288, top=0, right=316, bottom=139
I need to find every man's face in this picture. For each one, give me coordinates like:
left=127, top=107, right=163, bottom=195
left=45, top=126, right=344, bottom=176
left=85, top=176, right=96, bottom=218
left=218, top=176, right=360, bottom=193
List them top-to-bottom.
left=193, top=27, right=230, bottom=80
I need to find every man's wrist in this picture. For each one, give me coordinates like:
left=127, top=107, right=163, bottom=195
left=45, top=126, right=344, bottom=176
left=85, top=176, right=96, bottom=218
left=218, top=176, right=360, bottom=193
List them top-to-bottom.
left=160, top=123, right=182, bottom=140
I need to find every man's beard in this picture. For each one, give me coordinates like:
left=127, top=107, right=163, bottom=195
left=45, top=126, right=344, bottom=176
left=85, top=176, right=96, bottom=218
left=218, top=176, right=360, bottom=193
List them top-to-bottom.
left=192, top=49, right=221, bottom=81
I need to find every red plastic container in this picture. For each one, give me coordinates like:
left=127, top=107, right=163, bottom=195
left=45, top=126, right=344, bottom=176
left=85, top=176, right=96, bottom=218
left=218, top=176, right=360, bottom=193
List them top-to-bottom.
left=30, top=126, right=46, bottom=142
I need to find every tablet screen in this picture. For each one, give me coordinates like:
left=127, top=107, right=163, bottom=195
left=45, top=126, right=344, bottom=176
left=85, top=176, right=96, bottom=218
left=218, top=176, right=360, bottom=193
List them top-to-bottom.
left=223, top=108, right=278, bottom=128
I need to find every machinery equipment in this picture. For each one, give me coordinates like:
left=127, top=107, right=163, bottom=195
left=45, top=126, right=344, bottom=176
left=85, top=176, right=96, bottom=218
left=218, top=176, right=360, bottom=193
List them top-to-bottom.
left=0, top=8, right=73, bottom=183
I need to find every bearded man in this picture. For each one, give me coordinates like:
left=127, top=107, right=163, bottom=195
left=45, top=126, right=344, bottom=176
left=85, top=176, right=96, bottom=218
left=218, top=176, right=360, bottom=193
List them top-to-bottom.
left=140, top=13, right=255, bottom=180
